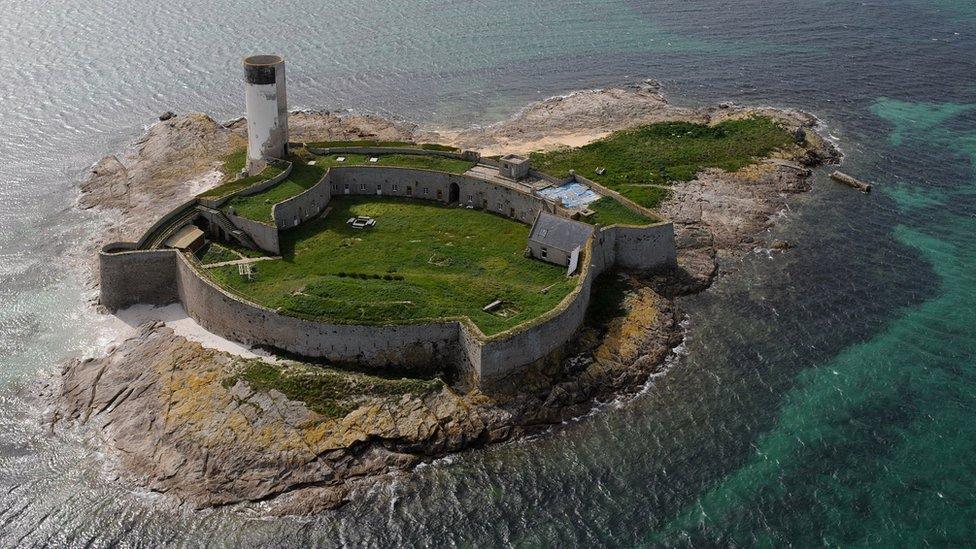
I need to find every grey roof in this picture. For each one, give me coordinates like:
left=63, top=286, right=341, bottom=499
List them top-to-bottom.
left=528, top=212, right=594, bottom=252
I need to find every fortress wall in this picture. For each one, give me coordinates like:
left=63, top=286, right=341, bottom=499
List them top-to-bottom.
left=97, top=163, right=679, bottom=387
left=328, top=166, right=453, bottom=201
left=272, top=171, right=332, bottom=229
left=226, top=212, right=280, bottom=255
left=610, top=222, right=677, bottom=271
left=99, top=249, right=180, bottom=310
left=173, top=254, right=467, bottom=371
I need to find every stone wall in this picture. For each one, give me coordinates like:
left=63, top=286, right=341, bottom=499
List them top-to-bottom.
left=305, top=146, right=478, bottom=163
left=327, top=167, right=548, bottom=224
left=272, top=171, right=332, bottom=229
left=134, top=198, right=199, bottom=249
left=226, top=212, right=280, bottom=255
left=610, top=222, right=677, bottom=271
left=475, top=240, right=601, bottom=383
left=99, top=248, right=179, bottom=310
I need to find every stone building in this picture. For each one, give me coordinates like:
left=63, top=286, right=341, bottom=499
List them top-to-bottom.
left=498, top=154, right=530, bottom=180
left=526, top=211, right=594, bottom=268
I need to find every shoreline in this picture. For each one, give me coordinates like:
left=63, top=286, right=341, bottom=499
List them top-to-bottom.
left=49, top=82, right=840, bottom=515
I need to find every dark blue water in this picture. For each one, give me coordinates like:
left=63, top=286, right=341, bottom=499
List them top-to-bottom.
left=0, top=0, right=973, bottom=545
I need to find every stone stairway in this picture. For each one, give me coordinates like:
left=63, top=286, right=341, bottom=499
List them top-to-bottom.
left=198, top=206, right=259, bottom=250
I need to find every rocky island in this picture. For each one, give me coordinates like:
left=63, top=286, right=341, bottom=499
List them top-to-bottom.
left=49, top=56, right=839, bottom=515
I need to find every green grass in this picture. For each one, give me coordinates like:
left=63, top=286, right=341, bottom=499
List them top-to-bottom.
left=530, top=117, right=794, bottom=208
left=307, top=139, right=459, bottom=152
left=220, top=148, right=247, bottom=177
left=223, top=153, right=475, bottom=223
left=308, top=153, right=474, bottom=174
left=223, top=158, right=326, bottom=223
left=207, top=196, right=577, bottom=335
left=584, top=197, right=655, bottom=226
left=220, top=240, right=269, bottom=258
left=198, top=243, right=239, bottom=264
left=224, top=359, right=443, bottom=418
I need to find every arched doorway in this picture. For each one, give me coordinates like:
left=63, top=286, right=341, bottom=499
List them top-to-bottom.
left=449, top=183, right=460, bottom=203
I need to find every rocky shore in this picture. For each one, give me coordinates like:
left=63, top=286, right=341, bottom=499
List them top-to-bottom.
left=53, top=83, right=839, bottom=514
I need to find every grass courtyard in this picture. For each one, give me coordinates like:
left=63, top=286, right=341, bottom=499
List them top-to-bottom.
left=530, top=116, right=796, bottom=209
left=223, top=152, right=476, bottom=223
left=206, top=196, right=577, bottom=335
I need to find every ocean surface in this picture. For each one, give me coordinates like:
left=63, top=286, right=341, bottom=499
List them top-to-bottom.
left=0, top=0, right=974, bottom=546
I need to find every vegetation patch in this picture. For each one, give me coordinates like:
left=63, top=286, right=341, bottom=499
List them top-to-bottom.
left=530, top=117, right=794, bottom=208
left=219, top=148, right=247, bottom=178
left=309, top=153, right=474, bottom=174
left=207, top=196, right=577, bottom=335
left=583, top=197, right=656, bottom=226
left=198, top=242, right=239, bottom=265
left=224, top=359, right=443, bottom=418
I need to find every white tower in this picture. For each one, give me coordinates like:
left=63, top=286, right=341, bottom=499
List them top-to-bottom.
left=244, top=55, right=288, bottom=174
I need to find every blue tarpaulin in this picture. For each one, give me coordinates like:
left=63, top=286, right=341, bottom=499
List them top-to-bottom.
left=537, top=182, right=601, bottom=209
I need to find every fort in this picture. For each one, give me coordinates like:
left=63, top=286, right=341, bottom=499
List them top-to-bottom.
left=98, top=54, right=677, bottom=388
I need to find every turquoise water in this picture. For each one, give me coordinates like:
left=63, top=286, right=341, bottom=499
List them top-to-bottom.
left=0, top=0, right=974, bottom=545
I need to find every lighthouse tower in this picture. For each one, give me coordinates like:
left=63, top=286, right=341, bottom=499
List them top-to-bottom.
left=243, top=55, right=288, bottom=174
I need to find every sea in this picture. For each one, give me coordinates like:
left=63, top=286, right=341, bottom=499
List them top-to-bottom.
left=0, top=0, right=974, bottom=546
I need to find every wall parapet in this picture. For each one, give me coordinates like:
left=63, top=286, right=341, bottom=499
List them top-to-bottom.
left=199, top=159, right=293, bottom=209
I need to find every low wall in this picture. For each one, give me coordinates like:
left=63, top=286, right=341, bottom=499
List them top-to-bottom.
left=198, top=160, right=293, bottom=209
left=272, top=171, right=332, bottom=229
left=572, top=173, right=662, bottom=223
left=226, top=212, right=280, bottom=254
left=474, top=238, right=604, bottom=383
